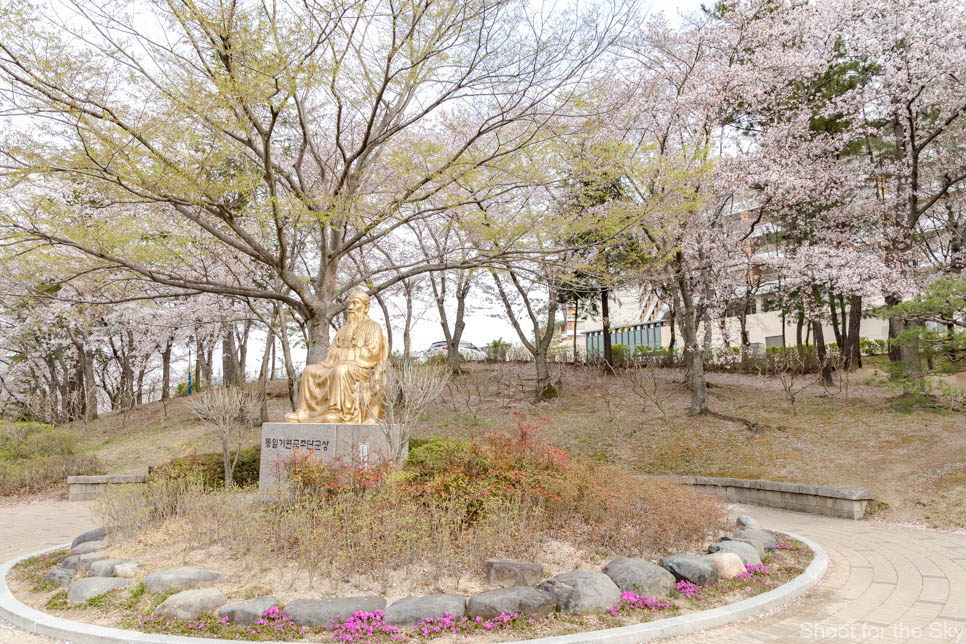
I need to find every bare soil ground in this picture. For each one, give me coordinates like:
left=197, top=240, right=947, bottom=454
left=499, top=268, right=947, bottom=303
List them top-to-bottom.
left=35, top=362, right=966, bottom=529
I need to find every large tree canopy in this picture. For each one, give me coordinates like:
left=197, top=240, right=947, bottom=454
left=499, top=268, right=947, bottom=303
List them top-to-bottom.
left=0, top=0, right=630, bottom=360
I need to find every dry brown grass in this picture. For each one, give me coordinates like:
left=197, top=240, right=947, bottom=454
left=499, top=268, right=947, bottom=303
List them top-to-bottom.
left=30, top=361, right=965, bottom=528
left=417, top=362, right=966, bottom=529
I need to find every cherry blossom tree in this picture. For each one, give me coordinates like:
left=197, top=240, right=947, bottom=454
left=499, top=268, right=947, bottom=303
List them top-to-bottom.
left=0, top=0, right=632, bottom=362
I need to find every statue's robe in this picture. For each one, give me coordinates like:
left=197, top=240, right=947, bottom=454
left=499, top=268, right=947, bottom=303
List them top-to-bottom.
left=286, top=317, right=388, bottom=423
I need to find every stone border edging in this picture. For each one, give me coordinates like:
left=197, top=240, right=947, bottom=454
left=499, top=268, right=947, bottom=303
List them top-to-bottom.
left=666, top=475, right=874, bottom=520
left=0, top=533, right=827, bottom=644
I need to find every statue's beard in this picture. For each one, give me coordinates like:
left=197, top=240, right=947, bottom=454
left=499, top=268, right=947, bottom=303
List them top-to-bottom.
left=347, top=310, right=363, bottom=325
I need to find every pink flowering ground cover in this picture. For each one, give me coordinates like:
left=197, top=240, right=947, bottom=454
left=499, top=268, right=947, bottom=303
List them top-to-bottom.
left=12, top=537, right=811, bottom=642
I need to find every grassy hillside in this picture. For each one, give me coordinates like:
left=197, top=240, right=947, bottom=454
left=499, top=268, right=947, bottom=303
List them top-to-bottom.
left=5, top=364, right=965, bottom=529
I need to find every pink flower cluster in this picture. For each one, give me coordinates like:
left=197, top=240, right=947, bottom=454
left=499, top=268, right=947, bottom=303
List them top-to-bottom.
left=774, top=542, right=791, bottom=549
left=736, top=563, right=771, bottom=582
left=676, top=580, right=703, bottom=599
left=607, top=591, right=673, bottom=616
left=250, top=606, right=306, bottom=637
left=328, top=610, right=403, bottom=642
left=415, top=612, right=522, bottom=638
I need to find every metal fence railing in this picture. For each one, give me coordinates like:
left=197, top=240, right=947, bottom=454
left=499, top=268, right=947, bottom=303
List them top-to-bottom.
left=584, top=320, right=668, bottom=359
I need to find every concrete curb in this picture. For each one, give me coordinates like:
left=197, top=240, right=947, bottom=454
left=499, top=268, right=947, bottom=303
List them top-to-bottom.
left=1, top=533, right=827, bottom=644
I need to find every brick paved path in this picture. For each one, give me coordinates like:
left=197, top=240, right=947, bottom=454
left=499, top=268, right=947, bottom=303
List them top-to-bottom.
left=2, top=501, right=965, bottom=643
left=671, top=506, right=966, bottom=643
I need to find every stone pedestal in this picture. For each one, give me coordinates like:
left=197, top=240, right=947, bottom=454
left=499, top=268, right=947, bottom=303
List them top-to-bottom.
left=257, top=423, right=395, bottom=492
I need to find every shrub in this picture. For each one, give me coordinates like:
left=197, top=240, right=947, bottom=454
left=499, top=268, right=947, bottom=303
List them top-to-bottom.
left=484, top=338, right=511, bottom=362
left=611, top=344, right=630, bottom=365
left=401, top=415, right=723, bottom=556
left=0, top=422, right=102, bottom=495
left=155, top=446, right=260, bottom=488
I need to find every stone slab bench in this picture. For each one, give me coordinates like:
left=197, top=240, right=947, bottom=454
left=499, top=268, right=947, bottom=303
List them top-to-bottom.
left=67, top=475, right=147, bottom=501
left=667, top=476, right=874, bottom=520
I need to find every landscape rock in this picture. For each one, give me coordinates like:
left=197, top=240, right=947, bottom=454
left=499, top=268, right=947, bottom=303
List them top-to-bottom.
left=735, top=515, right=759, bottom=530
left=70, top=527, right=106, bottom=550
left=732, top=528, right=778, bottom=550
left=722, top=536, right=766, bottom=558
left=70, top=540, right=105, bottom=555
left=708, top=541, right=762, bottom=567
left=60, top=553, right=107, bottom=573
left=704, top=553, right=746, bottom=579
left=659, top=555, right=718, bottom=586
left=603, top=558, right=676, bottom=597
left=90, top=559, right=130, bottom=578
left=484, top=560, right=544, bottom=588
left=113, top=562, right=143, bottom=578
left=40, top=566, right=74, bottom=587
left=143, top=566, right=222, bottom=593
left=537, top=571, right=621, bottom=615
left=66, top=577, right=131, bottom=604
left=466, top=587, right=557, bottom=619
left=154, top=588, right=227, bottom=621
left=219, top=595, right=280, bottom=626
left=384, top=595, right=465, bottom=626
left=286, top=596, right=386, bottom=627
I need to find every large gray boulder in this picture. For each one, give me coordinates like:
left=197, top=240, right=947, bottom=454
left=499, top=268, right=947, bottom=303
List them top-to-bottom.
left=735, top=515, right=759, bottom=530
left=71, top=527, right=106, bottom=550
left=733, top=528, right=778, bottom=550
left=723, top=536, right=765, bottom=558
left=70, top=540, right=105, bottom=555
left=708, top=540, right=762, bottom=566
left=60, top=553, right=107, bottom=573
left=659, top=555, right=718, bottom=586
left=603, top=558, right=676, bottom=597
left=90, top=559, right=130, bottom=578
left=484, top=560, right=544, bottom=588
left=114, top=562, right=143, bottom=578
left=40, top=566, right=74, bottom=588
left=143, top=566, right=222, bottom=593
left=537, top=571, right=621, bottom=615
left=66, top=577, right=131, bottom=604
left=466, top=587, right=557, bottom=619
left=153, top=589, right=227, bottom=621
left=383, top=595, right=466, bottom=626
left=219, top=596, right=280, bottom=626
left=285, top=596, right=386, bottom=627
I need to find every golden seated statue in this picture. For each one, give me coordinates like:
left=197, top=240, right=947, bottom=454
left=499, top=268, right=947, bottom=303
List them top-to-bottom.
left=284, top=292, right=388, bottom=424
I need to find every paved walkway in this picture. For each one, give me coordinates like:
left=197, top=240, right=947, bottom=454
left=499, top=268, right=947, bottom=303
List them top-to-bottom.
left=0, top=499, right=95, bottom=644
left=1, top=501, right=965, bottom=642
left=673, top=506, right=966, bottom=643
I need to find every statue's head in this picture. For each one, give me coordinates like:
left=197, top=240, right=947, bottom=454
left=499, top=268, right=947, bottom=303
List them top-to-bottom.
left=346, top=291, right=370, bottom=319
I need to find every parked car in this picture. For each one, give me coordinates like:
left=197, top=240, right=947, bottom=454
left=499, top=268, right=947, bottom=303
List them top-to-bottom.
left=415, top=340, right=486, bottom=363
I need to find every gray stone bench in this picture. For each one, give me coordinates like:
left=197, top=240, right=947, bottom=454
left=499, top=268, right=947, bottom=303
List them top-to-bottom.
left=67, top=475, right=147, bottom=501
left=668, top=476, right=874, bottom=520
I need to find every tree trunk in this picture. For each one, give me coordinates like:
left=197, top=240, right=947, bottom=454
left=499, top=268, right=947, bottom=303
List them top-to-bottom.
left=402, top=281, right=415, bottom=363
left=674, top=281, right=707, bottom=414
left=601, top=287, right=613, bottom=373
left=829, top=292, right=843, bottom=347
left=373, top=293, right=394, bottom=357
left=845, top=295, right=862, bottom=370
left=572, top=298, right=579, bottom=364
left=278, top=310, right=298, bottom=411
left=795, top=311, right=804, bottom=350
left=236, top=320, right=251, bottom=383
left=812, top=320, right=833, bottom=387
left=257, top=326, right=273, bottom=422
left=160, top=337, right=173, bottom=401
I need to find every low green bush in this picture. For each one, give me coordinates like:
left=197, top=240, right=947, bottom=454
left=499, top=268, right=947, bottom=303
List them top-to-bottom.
left=0, top=422, right=102, bottom=495
left=155, top=445, right=260, bottom=488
